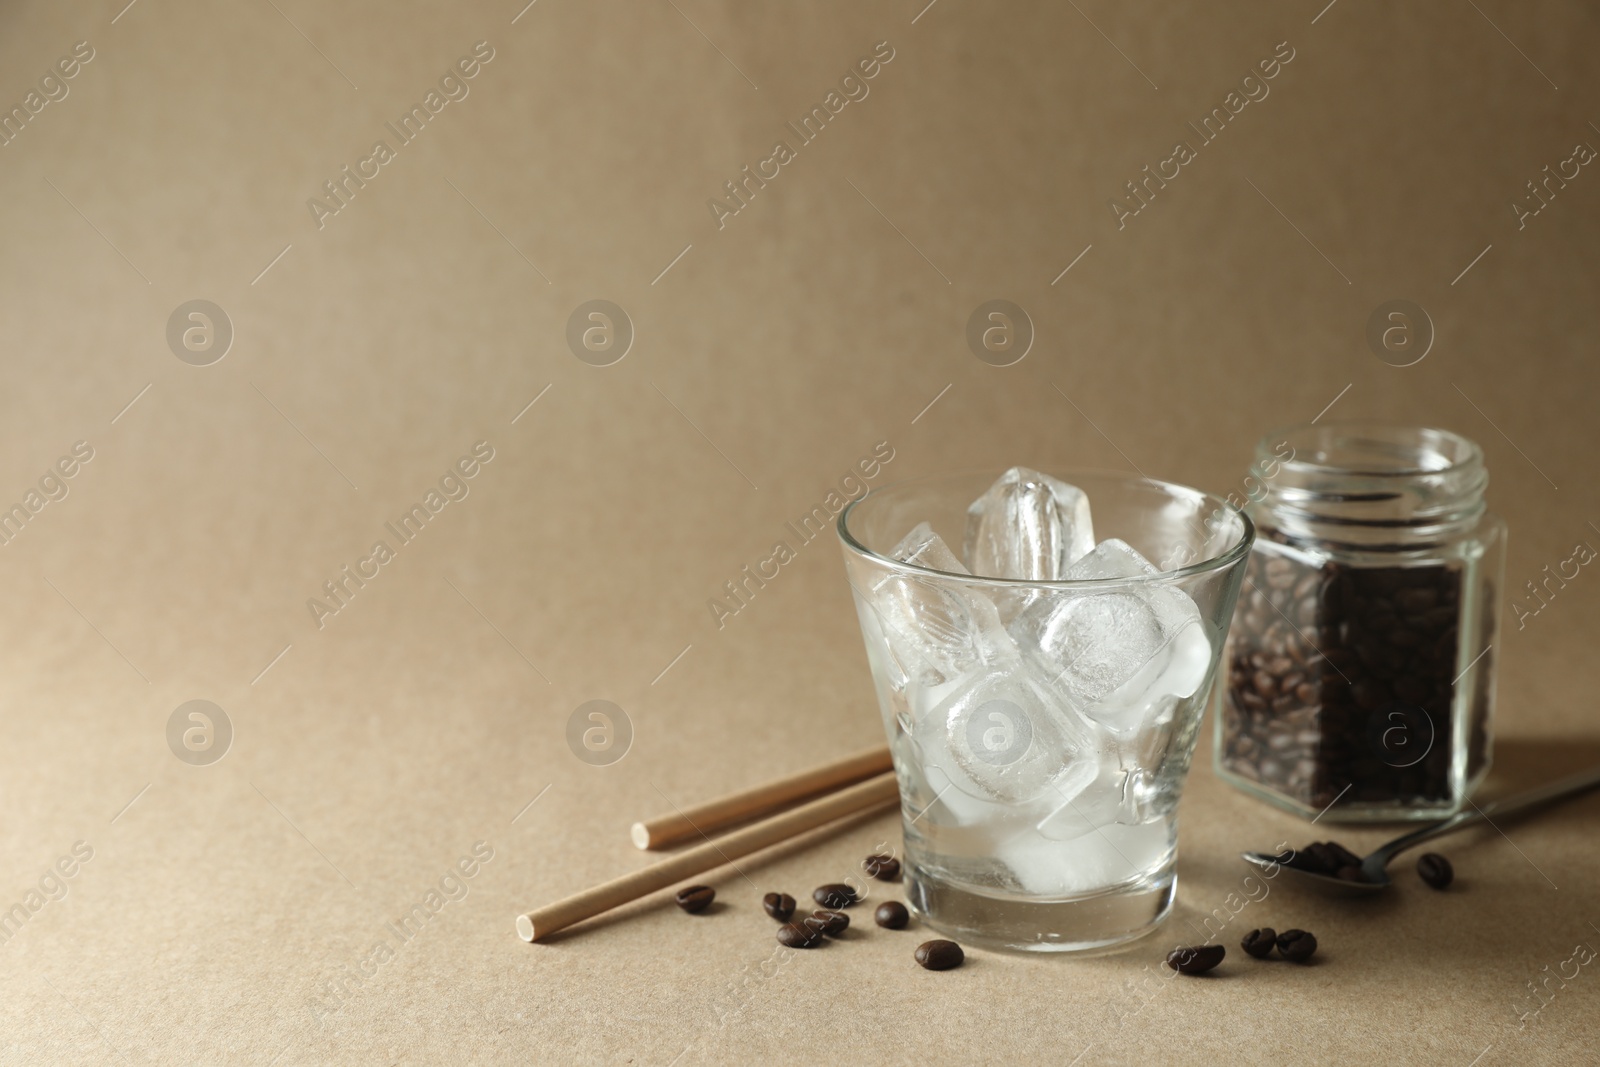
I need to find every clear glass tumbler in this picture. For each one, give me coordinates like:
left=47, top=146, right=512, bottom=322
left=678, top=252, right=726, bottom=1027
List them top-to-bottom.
left=837, top=469, right=1252, bottom=953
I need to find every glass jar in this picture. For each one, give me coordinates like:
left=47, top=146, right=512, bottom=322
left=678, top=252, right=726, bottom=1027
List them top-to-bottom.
left=1214, top=424, right=1505, bottom=821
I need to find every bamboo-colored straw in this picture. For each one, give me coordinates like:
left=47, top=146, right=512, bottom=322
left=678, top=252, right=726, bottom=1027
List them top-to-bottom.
left=630, top=744, right=893, bottom=850
left=517, top=770, right=900, bottom=942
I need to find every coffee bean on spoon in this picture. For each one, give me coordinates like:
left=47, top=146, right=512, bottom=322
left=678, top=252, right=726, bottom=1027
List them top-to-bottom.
left=1322, top=841, right=1363, bottom=869
left=1417, top=852, right=1454, bottom=890
left=863, top=854, right=901, bottom=881
left=813, top=883, right=859, bottom=908
left=675, top=886, right=715, bottom=913
left=762, top=892, right=796, bottom=921
left=875, top=901, right=910, bottom=929
left=777, top=922, right=824, bottom=949
left=1241, top=928, right=1277, bottom=959
left=1277, top=929, right=1318, bottom=962
left=914, top=940, right=964, bottom=970
left=1165, top=944, right=1226, bottom=975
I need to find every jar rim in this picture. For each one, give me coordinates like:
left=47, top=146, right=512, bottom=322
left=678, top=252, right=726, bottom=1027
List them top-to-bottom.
left=1259, top=422, right=1483, bottom=480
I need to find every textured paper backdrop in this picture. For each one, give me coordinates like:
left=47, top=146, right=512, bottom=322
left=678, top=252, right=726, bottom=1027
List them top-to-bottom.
left=1, top=0, right=1597, bottom=1063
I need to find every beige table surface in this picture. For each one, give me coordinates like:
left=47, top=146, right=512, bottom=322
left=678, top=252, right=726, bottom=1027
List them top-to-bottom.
left=2, top=0, right=1598, bottom=1063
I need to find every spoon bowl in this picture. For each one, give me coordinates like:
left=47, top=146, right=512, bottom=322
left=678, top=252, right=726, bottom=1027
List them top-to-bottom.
left=1240, top=764, right=1600, bottom=895
left=1240, top=849, right=1390, bottom=892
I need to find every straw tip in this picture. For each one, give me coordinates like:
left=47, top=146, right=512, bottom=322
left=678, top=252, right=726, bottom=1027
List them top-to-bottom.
left=629, top=822, right=651, bottom=850
left=516, top=915, right=535, bottom=942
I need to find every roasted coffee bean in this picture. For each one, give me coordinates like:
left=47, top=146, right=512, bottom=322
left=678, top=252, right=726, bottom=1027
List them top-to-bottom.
left=1219, top=541, right=1486, bottom=813
left=1323, top=840, right=1363, bottom=869
left=1303, top=842, right=1339, bottom=874
left=1417, top=852, right=1454, bottom=890
left=863, top=854, right=901, bottom=881
left=1335, top=865, right=1368, bottom=883
left=813, top=883, right=859, bottom=908
left=675, top=885, right=715, bottom=913
left=762, top=892, right=796, bottom=922
left=875, top=901, right=909, bottom=929
left=808, top=909, right=849, bottom=937
left=777, top=922, right=824, bottom=948
left=1241, top=928, right=1277, bottom=959
left=1276, top=929, right=1318, bottom=962
left=914, top=940, right=964, bottom=970
left=1165, top=944, right=1226, bottom=975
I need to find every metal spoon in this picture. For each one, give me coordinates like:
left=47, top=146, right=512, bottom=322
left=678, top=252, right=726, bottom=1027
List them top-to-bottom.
left=1241, top=763, right=1600, bottom=892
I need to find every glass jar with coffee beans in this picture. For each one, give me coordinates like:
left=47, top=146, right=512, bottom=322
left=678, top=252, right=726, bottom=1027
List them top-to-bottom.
left=1214, top=424, right=1504, bottom=821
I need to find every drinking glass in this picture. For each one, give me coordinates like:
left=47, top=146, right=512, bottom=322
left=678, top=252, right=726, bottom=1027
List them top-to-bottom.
left=837, top=469, right=1252, bottom=953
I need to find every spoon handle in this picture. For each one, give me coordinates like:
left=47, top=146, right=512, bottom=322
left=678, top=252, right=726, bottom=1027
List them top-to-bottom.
left=1375, top=764, right=1600, bottom=863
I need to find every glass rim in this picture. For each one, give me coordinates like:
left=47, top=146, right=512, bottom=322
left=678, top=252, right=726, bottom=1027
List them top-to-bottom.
left=1261, top=421, right=1484, bottom=480
left=836, top=465, right=1255, bottom=588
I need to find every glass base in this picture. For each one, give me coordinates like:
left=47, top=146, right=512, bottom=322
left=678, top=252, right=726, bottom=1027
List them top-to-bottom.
left=904, top=859, right=1175, bottom=955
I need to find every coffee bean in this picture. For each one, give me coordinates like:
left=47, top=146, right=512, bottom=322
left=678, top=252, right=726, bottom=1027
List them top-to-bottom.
left=1219, top=542, right=1481, bottom=813
left=1323, top=840, right=1362, bottom=869
left=1304, top=842, right=1339, bottom=874
left=1417, top=852, right=1454, bottom=890
left=863, top=854, right=901, bottom=881
left=1335, top=865, right=1368, bottom=883
left=813, top=883, right=859, bottom=908
left=675, top=885, right=714, bottom=913
left=762, top=892, right=795, bottom=922
left=875, top=901, right=909, bottom=929
left=807, top=909, right=849, bottom=937
left=777, top=922, right=824, bottom=949
left=1241, top=928, right=1276, bottom=959
left=1276, top=929, right=1318, bottom=963
left=914, top=940, right=964, bottom=970
left=1165, top=944, right=1226, bottom=975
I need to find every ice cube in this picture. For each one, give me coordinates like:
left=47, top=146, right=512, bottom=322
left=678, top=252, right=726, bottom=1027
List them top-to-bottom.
left=964, top=467, right=1094, bottom=580
left=890, top=521, right=970, bottom=574
left=867, top=524, right=1014, bottom=683
left=1063, top=537, right=1155, bottom=581
left=1011, top=538, right=1212, bottom=739
left=1021, top=592, right=1166, bottom=704
left=1084, top=623, right=1212, bottom=737
left=911, top=668, right=1095, bottom=807
left=1035, top=741, right=1127, bottom=842
left=918, top=746, right=1012, bottom=826
left=996, top=821, right=1173, bottom=896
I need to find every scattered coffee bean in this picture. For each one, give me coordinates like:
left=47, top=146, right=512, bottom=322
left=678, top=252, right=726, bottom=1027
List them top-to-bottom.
left=1417, top=852, right=1454, bottom=890
left=863, top=854, right=901, bottom=881
left=813, top=883, right=859, bottom=908
left=675, top=885, right=714, bottom=913
left=762, top=892, right=796, bottom=922
left=875, top=901, right=909, bottom=929
left=808, top=909, right=849, bottom=937
left=777, top=922, right=824, bottom=949
left=1241, top=928, right=1277, bottom=959
left=1276, top=929, right=1318, bottom=963
left=914, top=939, right=964, bottom=970
left=1165, top=944, right=1226, bottom=975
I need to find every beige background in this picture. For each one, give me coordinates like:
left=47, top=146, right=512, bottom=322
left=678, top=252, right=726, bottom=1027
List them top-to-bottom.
left=1, top=0, right=1597, bottom=1063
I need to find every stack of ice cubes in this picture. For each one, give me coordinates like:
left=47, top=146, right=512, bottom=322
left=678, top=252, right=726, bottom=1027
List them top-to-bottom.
left=864, top=467, right=1212, bottom=896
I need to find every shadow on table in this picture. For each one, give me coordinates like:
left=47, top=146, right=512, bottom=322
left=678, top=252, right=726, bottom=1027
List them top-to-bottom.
left=1480, top=736, right=1600, bottom=799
